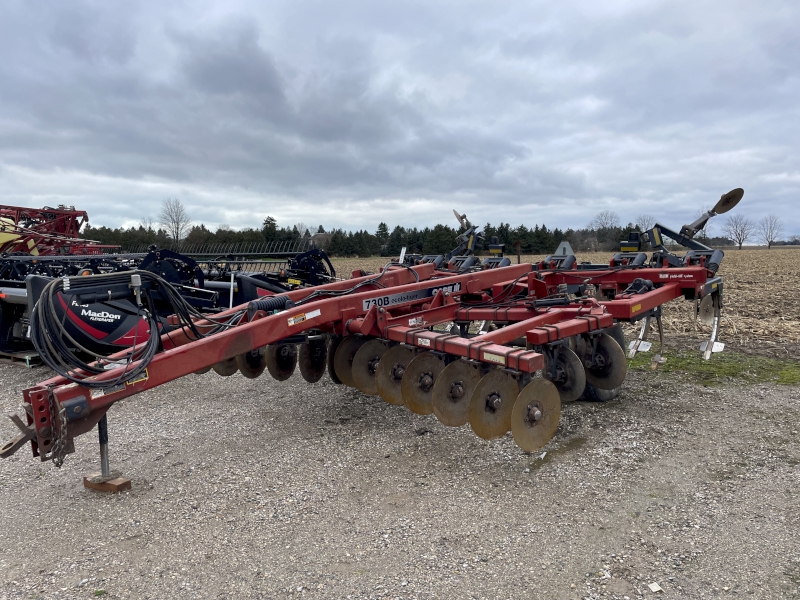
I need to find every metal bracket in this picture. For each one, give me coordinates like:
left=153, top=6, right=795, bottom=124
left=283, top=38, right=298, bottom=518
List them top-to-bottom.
left=0, top=413, right=36, bottom=458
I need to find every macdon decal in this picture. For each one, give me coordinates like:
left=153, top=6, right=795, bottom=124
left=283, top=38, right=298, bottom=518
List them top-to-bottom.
left=362, top=283, right=462, bottom=311
left=80, top=308, right=122, bottom=323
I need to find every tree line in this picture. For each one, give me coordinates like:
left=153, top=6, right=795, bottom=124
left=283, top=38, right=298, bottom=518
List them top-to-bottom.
left=81, top=198, right=796, bottom=257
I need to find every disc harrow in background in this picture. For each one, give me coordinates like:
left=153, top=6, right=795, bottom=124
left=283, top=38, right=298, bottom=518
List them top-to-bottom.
left=583, top=333, right=627, bottom=390
left=333, top=336, right=367, bottom=388
left=327, top=337, right=344, bottom=384
left=298, top=339, right=327, bottom=383
left=351, top=339, right=391, bottom=395
left=266, top=343, right=297, bottom=381
left=375, top=345, right=419, bottom=405
left=543, top=345, right=585, bottom=403
left=236, top=346, right=267, bottom=379
left=401, top=352, right=446, bottom=415
left=213, top=357, right=238, bottom=377
left=431, top=360, right=483, bottom=426
left=468, top=369, right=523, bottom=440
left=511, top=379, right=561, bottom=451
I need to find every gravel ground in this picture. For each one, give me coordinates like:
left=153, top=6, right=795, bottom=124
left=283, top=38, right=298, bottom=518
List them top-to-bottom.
left=1, top=362, right=799, bottom=600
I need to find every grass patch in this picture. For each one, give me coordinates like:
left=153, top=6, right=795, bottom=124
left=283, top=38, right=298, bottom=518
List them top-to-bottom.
left=629, top=348, right=800, bottom=386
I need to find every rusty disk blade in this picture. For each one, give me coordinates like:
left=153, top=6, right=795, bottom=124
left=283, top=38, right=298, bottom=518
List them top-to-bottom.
left=713, top=187, right=744, bottom=214
left=698, top=294, right=715, bottom=326
left=584, top=333, right=627, bottom=391
left=333, top=336, right=367, bottom=388
left=327, top=337, right=343, bottom=384
left=298, top=339, right=328, bottom=383
left=351, top=339, right=391, bottom=395
left=266, top=343, right=297, bottom=381
left=375, top=345, right=419, bottom=405
left=236, top=346, right=267, bottom=379
left=543, top=346, right=586, bottom=403
left=401, top=352, right=446, bottom=415
left=212, top=357, right=238, bottom=377
left=431, top=360, right=482, bottom=426
left=194, top=366, right=212, bottom=375
left=468, top=369, right=522, bottom=440
left=511, top=379, right=561, bottom=452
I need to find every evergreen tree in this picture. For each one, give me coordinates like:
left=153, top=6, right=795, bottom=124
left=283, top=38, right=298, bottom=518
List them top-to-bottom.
left=375, top=222, right=389, bottom=243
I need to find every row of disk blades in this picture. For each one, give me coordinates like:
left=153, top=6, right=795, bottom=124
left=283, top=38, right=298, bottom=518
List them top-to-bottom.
left=200, top=326, right=628, bottom=452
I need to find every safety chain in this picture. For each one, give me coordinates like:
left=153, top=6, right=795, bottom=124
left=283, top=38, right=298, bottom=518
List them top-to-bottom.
left=47, top=386, right=69, bottom=468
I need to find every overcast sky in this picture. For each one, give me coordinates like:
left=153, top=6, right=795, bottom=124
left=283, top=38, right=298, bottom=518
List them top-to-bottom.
left=0, top=0, right=797, bottom=238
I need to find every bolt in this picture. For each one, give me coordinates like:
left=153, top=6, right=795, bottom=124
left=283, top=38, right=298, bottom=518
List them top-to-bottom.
left=393, top=364, right=405, bottom=380
left=419, top=374, right=433, bottom=391
left=450, top=382, right=464, bottom=399
left=487, top=393, right=502, bottom=411
left=72, top=405, right=83, bottom=414
left=532, top=409, right=542, bottom=421
left=39, top=427, right=51, bottom=437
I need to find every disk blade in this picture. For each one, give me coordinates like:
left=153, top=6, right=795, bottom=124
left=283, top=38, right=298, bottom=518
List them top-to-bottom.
left=713, top=188, right=744, bottom=214
left=698, top=294, right=715, bottom=326
left=584, top=333, right=627, bottom=391
left=333, top=336, right=367, bottom=388
left=327, top=337, right=343, bottom=384
left=298, top=338, right=328, bottom=383
left=351, top=339, right=391, bottom=395
left=266, top=343, right=297, bottom=381
left=375, top=345, right=419, bottom=405
left=236, top=346, right=267, bottom=379
left=543, top=346, right=586, bottom=403
left=401, top=352, right=446, bottom=415
left=212, top=357, right=238, bottom=377
left=431, top=360, right=482, bottom=426
left=468, top=369, right=522, bottom=440
left=511, top=379, right=561, bottom=452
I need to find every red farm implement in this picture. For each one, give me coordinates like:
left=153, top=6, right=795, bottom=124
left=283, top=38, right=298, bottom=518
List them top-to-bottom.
left=0, top=189, right=743, bottom=481
left=0, top=204, right=116, bottom=256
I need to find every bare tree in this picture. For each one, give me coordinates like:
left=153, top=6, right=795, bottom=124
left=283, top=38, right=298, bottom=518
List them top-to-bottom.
left=159, top=198, right=191, bottom=249
left=589, top=210, right=620, bottom=230
left=635, top=214, right=656, bottom=232
left=721, top=214, right=755, bottom=250
left=757, top=214, right=783, bottom=249
left=139, top=216, right=156, bottom=232
left=293, top=222, right=310, bottom=237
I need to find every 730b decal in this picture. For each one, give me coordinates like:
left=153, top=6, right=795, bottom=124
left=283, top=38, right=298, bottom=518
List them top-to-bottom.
left=362, top=282, right=462, bottom=311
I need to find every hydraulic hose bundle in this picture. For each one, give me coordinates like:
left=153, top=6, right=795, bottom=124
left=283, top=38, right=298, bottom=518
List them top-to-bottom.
left=30, top=270, right=245, bottom=388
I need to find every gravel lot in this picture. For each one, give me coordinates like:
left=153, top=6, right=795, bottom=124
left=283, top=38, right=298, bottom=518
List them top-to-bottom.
left=1, top=360, right=799, bottom=600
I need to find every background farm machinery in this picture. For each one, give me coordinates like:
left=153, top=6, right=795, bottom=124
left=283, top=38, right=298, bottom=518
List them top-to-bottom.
left=0, top=189, right=744, bottom=475
left=0, top=205, right=337, bottom=360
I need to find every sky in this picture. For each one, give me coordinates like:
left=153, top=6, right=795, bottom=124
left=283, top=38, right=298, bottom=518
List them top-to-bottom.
left=0, top=0, right=797, bottom=238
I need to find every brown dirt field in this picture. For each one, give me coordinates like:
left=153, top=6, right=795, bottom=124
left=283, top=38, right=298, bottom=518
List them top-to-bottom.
left=330, top=248, right=800, bottom=357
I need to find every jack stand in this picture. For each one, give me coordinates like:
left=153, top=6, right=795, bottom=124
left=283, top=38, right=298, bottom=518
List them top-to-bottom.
left=83, top=414, right=131, bottom=493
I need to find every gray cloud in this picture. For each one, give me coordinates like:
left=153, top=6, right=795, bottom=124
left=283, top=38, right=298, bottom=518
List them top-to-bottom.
left=0, top=0, right=797, bottom=238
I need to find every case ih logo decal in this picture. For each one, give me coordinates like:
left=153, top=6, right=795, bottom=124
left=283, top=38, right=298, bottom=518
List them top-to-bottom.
left=362, top=282, right=462, bottom=311
left=80, top=308, right=122, bottom=323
